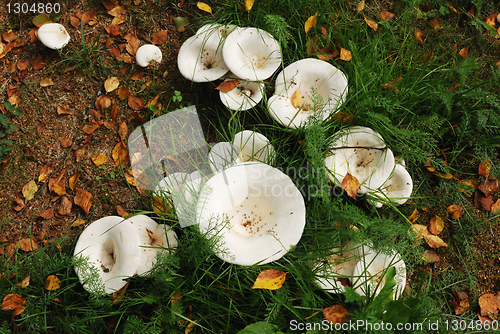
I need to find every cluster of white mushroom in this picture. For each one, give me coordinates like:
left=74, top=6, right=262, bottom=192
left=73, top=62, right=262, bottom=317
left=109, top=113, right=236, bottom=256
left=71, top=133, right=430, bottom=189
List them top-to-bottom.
left=177, top=24, right=281, bottom=111
left=325, top=126, right=413, bottom=207
left=73, top=215, right=177, bottom=294
left=315, top=243, right=406, bottom=299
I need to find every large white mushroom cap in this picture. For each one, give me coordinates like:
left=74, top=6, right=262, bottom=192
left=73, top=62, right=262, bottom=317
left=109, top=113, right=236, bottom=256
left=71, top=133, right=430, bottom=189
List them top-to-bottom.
left=37, top=23, right=71, bottom=50
left=178, top=27, right=229, bottom=82
left=222, top=27, right=281, bottom=81
left=136, top=44, right=163, bottom=67
left=267, top=58, right=348, bottom=129
left=219, top=78, right=264, bottom=111
left=325, top=126, right=394, bottom=194
left=233, top=130, right=275, bottom=165
left=208, top=142, right=239, bottom=173
left=197, top=162, right=305, bottom=265
left=369, top=163, right=413, bottom=208
left=351, top=248, right=406, bottom=300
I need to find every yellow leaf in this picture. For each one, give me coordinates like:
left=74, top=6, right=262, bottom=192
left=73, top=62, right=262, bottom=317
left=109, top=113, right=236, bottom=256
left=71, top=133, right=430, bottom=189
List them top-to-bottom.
left=244, top=0, right=254, bottom=11
left=357, top=0, right=365, bottom=12
left=197, top=2, right=212, bottom=14
left=304, top=13, right=317, bottom=34
left=364, top=17, right=378, bottom=31
left=414, top=28, right=425, bottom=43
left=339, top=47, right=352, bottom=61
left=104, top=76, right=120, bottom=93
left=40, top=78, right=54, bottom=87
left=290, top=88, right=302, bottom=109
left=112, top=142, right=130, bottom=167
left=91, top=152, right=108, bottom=166
left=479, top=158, right=491, bottom=178
left=38, top=164, right=54, bottom=182
left=69, top=170, right=79, bottom=190
left=434, top=172, right=453, bottom=179
left=341, top=173, right=359, bottom=199
left=22, top=180, right=38, bottom=202
left=53, top=182, right=66, bottom=196
left=492, top=199, right=500, bottom=214
left=446, top=205, right=463, bottom=219
left=408, top=208, right=418, bottom=223
left=71, top=219, right=86, bottom=227
left=411, top=224, right=429, bottom=239
left=424, top=234, right=448, bottom=248
left=251, top=269, right=287, bottom=290
left=44, top=275, right=61, bottom=291
left=14, top=276, right=30, bottom=289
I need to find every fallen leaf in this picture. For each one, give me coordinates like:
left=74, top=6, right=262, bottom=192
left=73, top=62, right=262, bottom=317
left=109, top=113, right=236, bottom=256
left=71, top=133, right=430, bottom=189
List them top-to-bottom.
left=244, top=0, right=254, bottom=11
left=357, top=0, right=365, bottom=12
left=197, top=2, right=212, bottom=14
left=446, top=4, right=458, bottom=14
left=107, top=6, right=125, bottom=17
left=82, top=9, right=97, bottom=25
left=377, top=10, right=395, bottom=22
left=32, top=13, right=51, bottom=27
left=305, top=13, right=318, bottom=34
left=485, top=14, right=497, bottom=27
left=364, top=17, right=378, bottom=31
left=105, top=24, right=122, bottom=36
left=320, top=26, right=328, bottom=39
left=414, top=28, right=425, bottom=43
left=2, top=30, right=18, bottom=43
left=152, top=30, right=169, bottom=45
left=124, top=33, right=141, bottom=56
left=306, top=36, right=318, bottom=54
left=316, top=46, right=339, bottom=61
left=339, top=47, right=352, bottom=61
left=459, top=48, right=468, bottom=58
left=423, top=50, right=434, bottom=62
left=31, top=54, right=46, bottom=70
left=382, top=76, right=403, bottom=90
left=104, top=77, right=120, bottom=93
left=40, top=78, right=54, bottom=87
left=216, top=80, right=239, bottom=93
left=117, top=87, right=131, bottom=100
left=291, top=88, right=302, bottom=109
left=96, top=94, right=112, bottom=110
left=128, top=95, right=144, bottom=110
left=57, top=105, right=74, bottom=115
left=82, top=120, right=101, bottom=134
left=118, top=122, right=128, bottom=143
left=60, top=135, right=73, bottom=148
left=112, top=142, right=130, bottom=167
left=91, top=153, right=108, bottom=166
left=479, top=158, right=491, bottom=178
left=39, top=165, right=54, bottom=182
left=69, top=170, right=79, bottom=190
left=124, top=171, right=136, bottom=186
left=435, top=172, right=453, bottom=179
left=341, top=173, right=359, bottom=199
left=478, top=179, right=498, bottom=197
left=22, top=180, right=38, bottom=202
left=74, top=188, right=92, bottom=215
left=58, top=196, right=72, bottom=216
left=12, top=197, right=25, bottom=211
left=153, top=197, right=171, bottom=214
left=492, top=199, right=500, bottom=214
left=116, top=205, right=129, bottom=217
left=446, top=205, right=463, bottom=219
left=39, top=208, right=54, bottom=219
left=408, top=208, right=419, bottom=223
left=428, top=215, right=444, bottom=235
left=71, top=219, right=86, bottom=228
left=411, top=224, right=429, bottom=239
left=424, top=234, right=448, bottom=248
left=18, top=238, right=40, bottom=251
left=422, top=250, right=440, bottom=263
left=251, top=269, right=287, bottom=290
left=44, top=275, right=61, bottom=291
left=14, top=276, right=30, bottom=289
left=112, top=282, right=129, bottom=303
left=451, top=289, right=470, bottom=315
left=1, top=293, right=26, bottom=318
left=479, top=293, right=498, bottom=318
left=323, top=305, right=350, bottom=324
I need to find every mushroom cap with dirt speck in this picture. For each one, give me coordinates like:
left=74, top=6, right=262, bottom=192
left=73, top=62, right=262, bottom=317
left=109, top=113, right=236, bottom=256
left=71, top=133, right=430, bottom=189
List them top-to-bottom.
left=37, top=23, right=71, bottom=50
left=222, top=27, right=281, bottom=81
left=136, top=44, right=162, bottom=67
left=267, top=58, right=348, bottom=129
left=219, top=78, right=264, bottom=111
left=325, top=126, right=394, bottom=194
left=233, top=130, right=275, bottom=165
left=196, top=162, right=305, bottom=265
left=368, top=163, right=413, bottom=208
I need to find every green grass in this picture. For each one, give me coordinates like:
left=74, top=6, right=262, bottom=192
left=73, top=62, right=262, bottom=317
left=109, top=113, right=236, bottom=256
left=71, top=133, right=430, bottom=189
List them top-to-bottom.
left=2, top=0, right=500, bottom=333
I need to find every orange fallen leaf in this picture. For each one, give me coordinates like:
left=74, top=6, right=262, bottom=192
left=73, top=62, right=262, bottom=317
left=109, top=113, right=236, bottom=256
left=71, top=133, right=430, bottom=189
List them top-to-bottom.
left=244, top=0, right=254, bottom=11
left=357, top=0, right=365, bottom=12
left=197, top=2, right=212, bottom=14
left=446, top=4, right=459, bottom=14
left=82, top=9, right=97, bottom=25
left=377, top=10, right=395, bottom=22
left=305, top=13, right=318, bottom=34
left=485, top=14, right=497, bottom=27
left=364, top=17, right=378, bottom=31
left=429, top=18, right=441, bottom=29
left=105, top=24, right=122, bottom=36
left=414, top=28, right=425, bottom=43
left=152, top=29, right=169, bottom=45
left=124, top=33, right=141, bottom=56
left=317, top=46, right=339, bottom=61
left=339, top=47, right=352, bottom=61
left=459, top=48, right=468, bottom=58
left=423, top=50, right=434, bottom=62
left=382, top=76, right=403, bottom=90
left=40, top=78, right=54, bottom=87
left=216, top=80, right=239, bottom=93
left=117, top=87, right=131, bottom=100
left=291, top=88, right=302, bottom=109
left=96, top=94, right=112, bottom=110
left=128, top=95, right=144, bottom=110
left=56, top=105, right=74, bottom=115
left=82, top=120, right=101, bottom=134
left=112, top=142, right=130, bottom=167
left=91, top=153, right=108, bottom=166
left=478, top=158, right=491, bottom=178
left=39, top=164, right=54, bottom=182
left=69, top=170, right=79, bottom=190
left=341, top=173, right=359, bottom=199
left=478, top=179, right=498, bottom=197
left=22, top=180, right=38, bottom=202
left=74, top=188, right=92, bottom=215
left=474, top=190, right=494, bottom=211
left=491, top=199, right=500, bottom=214
left=116, top=205, right=129, bottom=217
left=446, top=205, right=463, bottom=219
left=39, top=208, right=54, bottom=219
left=408, top=208, right=419, bottom=223
left=428, top=215, right=444, bottom=235
left=411, top=224, right=429, bottom=240
left=18, top=238, right=40, bottom=251
left=422, top=250, right=440, bottom=263
left=251, top=269, right=287, bottom=290
left=44, top=275, right=61, bottom=291
left=112, top=282, right=129, bottom=304
left=451, top=289, right=470, bottom=315
left=1, top=293, right=27, bottom=318
left=479, top=293, right=498, bottom=318
left=323, top=305, right=350, bottom=324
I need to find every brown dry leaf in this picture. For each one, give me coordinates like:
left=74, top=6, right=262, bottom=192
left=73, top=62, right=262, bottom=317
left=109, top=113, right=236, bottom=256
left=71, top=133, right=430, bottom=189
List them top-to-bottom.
left=101, top=0, right=119, bottom=10
left=244, top=0, right=254, bottom=11
left=357, top=0, right=365, bottom=12
left=197, top=2, right=212, bottom=14
left=107, top=6, right=125, bottom=17
left=82, top=9, right=97, bottom=25
left=377, top=10, right=395, bottom=22
left=305, top=13, right=318, bottom=34
left=69, top=16, right=81, bottom=29
left=364, top=17, right=378, bottom=31
left=429, top=17, right=441, bottom=29
left=105, top=24, right=122, bottom=36
left=320, top=26, right=328, bottom=39
left=414, top=28, right=425, bottom=43
left=3, top=30, right=18, bottom=43
left=152, top=30, right=169, bottom=45
left=124, top=33, right=141, bottom=56
left=306, top=36, right=318, bottom=54
left=316, top=46, right=339, bottom=61
left=339, top=47, right=352, bottom=61
left=459, top=48, right=468, bottom=58
left=423, top=50, right=434, bottom=62
left=31, top=54, right=46, bottom=70
left=17, top=59, right=29, bottom=71
left=131, top=71, right=144, bottom=80
left=104, top=77, right=120, bottom=93
left=40, top=78, right=54, bottom=87
left=216, top=80, right=239, bottom=93
left=117, top=87, right=131, bottom=100
left=291, top=88, right=303, bottom=109
left=96, top=95, right=112, bottom=110
left=128, top=95, right=144, bottom=110
left=56, top=105, right=74, bottom=115
left=111, top=105, right=119, bottom=122
left=82, top=120, right=101, bottom=134
left=118, top=122, right=128, bottom=143
left=60, top=135, right=73, bottom=148
left=112, top=142, right=130, bottom=167
left=91, top=153, right=108, bottom=166
left=479, top=158, right=491, bottom=178
left=39, top=165, right=54, bottom=182
left=69, top=170, right=79, bottom=190
left=341, top=173, right=360, bottom=199
left=478, top=179, right=498, bottom=197
left=22, top=180, right=38, bottom=202
left=74, top=188, right=93, bottom=215
left=474, top=190, right=494, bottom=211
left=58, top=196, right=72, bottom=216
left=13, top=197, right=25, bottom=211
left=491, top=199, right=500, bottom=214
left=116, top=205, right=129, bottom=217
left=446, top=205, right=463, bottom=219
left=39, top=208, right=54, bottom=219
left=408, top=208, right=419, bottom=223
left=428, top=215, right=444, bottom=235
left=71, top=219, right=86, bottom=228
left=411, top=224, right=429, bottom=239
left=424, top=234, right=448, bottom=248
left=18, top=238, right=40, bottom=251
left=422, top=250, right=440, bottom=263
left=251, top=269, right=287, bottom=290
left=44, top=275, right=61, bottom=291
left=14, top=276, right=30, bottom=289
left=112, top=282, right=129, bottom=304
left=451, top=290, right=470, bottom=315
left=1, top=293, right=26, bottom=318
left=479, top=293, right=498, bottom=318
left=323, top=305, right=350, bottom=324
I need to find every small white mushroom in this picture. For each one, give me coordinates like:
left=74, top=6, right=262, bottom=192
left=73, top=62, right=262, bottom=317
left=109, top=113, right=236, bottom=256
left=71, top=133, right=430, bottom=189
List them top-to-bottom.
left=37, top=23, right=71, bottom=50
left=222, top=27, right=281, bottom=81
left=136, top=44, right=162, bottom=67
left=267, top=58, right=348, bottom=129
left=219, top=78, right=264, bottom=111
left=325, top=126, right=394, bottom=194
left=233, top=130, right=275, bottom=165
left=197, top=162, right=305, bottom=265
left=368, top=163, right=413, bottom=208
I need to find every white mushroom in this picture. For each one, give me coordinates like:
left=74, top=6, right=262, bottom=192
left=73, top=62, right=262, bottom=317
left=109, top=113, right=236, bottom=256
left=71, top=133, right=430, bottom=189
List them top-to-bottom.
left=37, top=23, right=71, bottom=50
left=196, top=23, right=237, bottom=38
left=177, top=27, right=229, bottom=82
left=222, top=27, right=281, bottom=81
left=136, top=44, right=162, bottom=67
left=267, top=58, right=348, bottom=129
left=219, top=78, right=264, bottom=111
left=325, top=126, right=394, bottom=194
left=233, top=130, right=275, bottom=165
left=208, top=142, right=239, bottom=173
left=197, top=162, right=305, bottom=265
left=368, top=163, right=413, bottom=208
left=351, top=248, right=406, bottom=300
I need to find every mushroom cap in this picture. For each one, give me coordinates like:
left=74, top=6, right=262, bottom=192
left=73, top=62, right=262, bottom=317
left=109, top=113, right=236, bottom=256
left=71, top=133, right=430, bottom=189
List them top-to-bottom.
left=37, top=23, right=71, bottom=50
left=196, top=23, right=238, bottom=38
left=222, top=27, right=281, bottom=81
left=177, top=30, right=229, bottom=82
left=136, top=44, right=163, bottom=67
left=267, top=58, right=348, bottom=129
left=219, top=79, right=264, bottom=111
left=325, top=126, right=394, bottom=194
left=233, top=130, right=275, bottom=165
left=208, top=142, right=239, bottom=173
left=197, top=162, right=306, bottom=265
left=369, top=163, right=413, bottom=208
left=124, top=215, right=178, bottom=276
left=73, top=216, right=143, bottom=294
left=352, top=248, right=406, bottom=299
